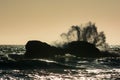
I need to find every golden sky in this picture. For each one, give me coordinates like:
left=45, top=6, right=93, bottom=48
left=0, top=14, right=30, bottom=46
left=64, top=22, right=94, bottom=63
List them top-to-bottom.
left=0, top=0, right=120, bottom=45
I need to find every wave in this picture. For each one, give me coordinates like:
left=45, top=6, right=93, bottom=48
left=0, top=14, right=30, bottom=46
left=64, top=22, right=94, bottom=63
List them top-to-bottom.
left=0, top=54, right=120, bottom=69
left=0, top=55, right=81, bottom=69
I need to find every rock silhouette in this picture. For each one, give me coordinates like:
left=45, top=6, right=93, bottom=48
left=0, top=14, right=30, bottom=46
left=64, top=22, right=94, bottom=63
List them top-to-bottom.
left=24, top=40, right=120, bottom=58
left=24, top=40, right=64, bottom=58
left=63, top=41, right=101, bottom=57
left=63, top=41, right=120, bottom=57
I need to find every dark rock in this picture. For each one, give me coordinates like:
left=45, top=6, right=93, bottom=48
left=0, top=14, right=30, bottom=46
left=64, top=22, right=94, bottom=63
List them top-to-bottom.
left=24, top=40, right=64, bottom=58
left=24, top=40, right=119, bottom=58
left=63, top=41, right=101, bottom=57
left=63, top=41, right=120, bottom=57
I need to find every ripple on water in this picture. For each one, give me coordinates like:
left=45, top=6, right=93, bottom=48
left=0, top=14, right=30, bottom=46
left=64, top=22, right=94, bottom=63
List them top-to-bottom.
left=0, top=69, right=119, bottom=80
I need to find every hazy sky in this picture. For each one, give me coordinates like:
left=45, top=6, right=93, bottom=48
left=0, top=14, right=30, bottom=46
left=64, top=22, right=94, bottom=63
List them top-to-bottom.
left=0, top=0, right=120, bottom=45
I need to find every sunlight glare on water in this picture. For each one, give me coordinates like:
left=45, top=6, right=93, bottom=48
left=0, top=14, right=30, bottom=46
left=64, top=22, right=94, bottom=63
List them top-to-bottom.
left=0, top=69, right=120, bottom=80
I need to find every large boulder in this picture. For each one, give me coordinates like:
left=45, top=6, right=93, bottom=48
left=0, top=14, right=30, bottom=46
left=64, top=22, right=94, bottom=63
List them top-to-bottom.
left=24, top=40, right=60, bottom=58
left=24, top=40, right=119, bottom=58
left=63, top=41, right=101, bottom=57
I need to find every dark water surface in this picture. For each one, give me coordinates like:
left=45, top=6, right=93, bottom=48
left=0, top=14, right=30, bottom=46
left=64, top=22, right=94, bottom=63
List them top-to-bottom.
left=0, top=45, right=120, bottom=80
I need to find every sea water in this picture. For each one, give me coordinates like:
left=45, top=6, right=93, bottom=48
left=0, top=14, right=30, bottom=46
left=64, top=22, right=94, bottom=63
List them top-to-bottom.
left=0, top=45, right=120, bottom=80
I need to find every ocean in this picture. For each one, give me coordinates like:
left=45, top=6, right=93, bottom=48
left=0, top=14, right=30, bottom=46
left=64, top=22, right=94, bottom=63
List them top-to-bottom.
left=0, top=45, right=120, bottom=80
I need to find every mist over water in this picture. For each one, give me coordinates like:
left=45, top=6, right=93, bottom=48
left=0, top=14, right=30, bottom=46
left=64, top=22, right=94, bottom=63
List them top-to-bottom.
left=0, top=45, right=120, bottom=79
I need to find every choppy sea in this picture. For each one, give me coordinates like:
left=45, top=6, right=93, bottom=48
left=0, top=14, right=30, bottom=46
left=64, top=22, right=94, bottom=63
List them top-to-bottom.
left=0, top=45, right=120, bottom=80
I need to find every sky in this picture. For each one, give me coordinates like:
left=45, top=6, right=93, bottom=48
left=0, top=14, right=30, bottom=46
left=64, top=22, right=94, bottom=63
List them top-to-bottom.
left=0, top=0, right=120, bottom=45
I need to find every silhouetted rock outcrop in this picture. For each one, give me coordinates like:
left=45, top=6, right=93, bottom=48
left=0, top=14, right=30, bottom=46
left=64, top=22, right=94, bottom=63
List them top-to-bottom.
left=24, top=40, right=64, bottom=58
left=24, top=40, right=120, bottom=58
left=63, top=41, right=101, bottom=57
left=63, top=41, right=120, bottom=57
